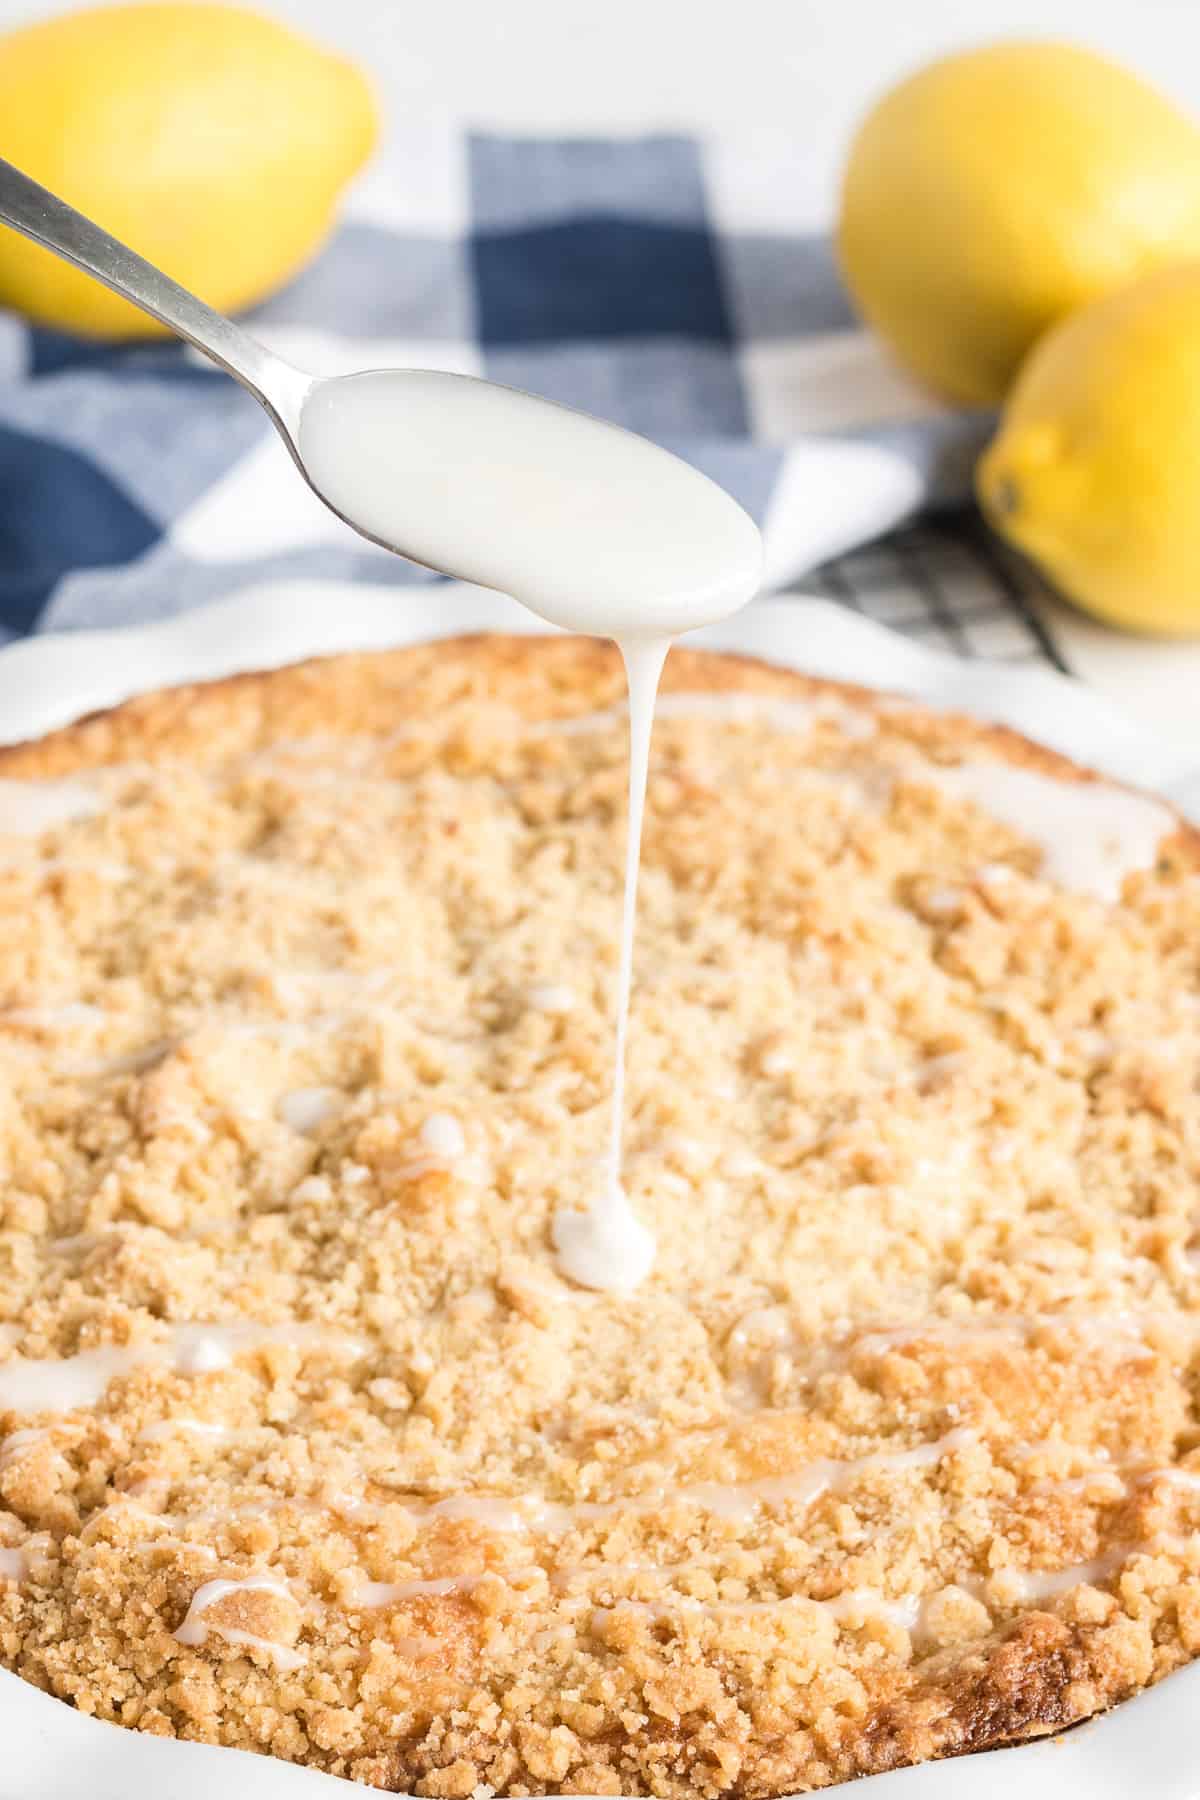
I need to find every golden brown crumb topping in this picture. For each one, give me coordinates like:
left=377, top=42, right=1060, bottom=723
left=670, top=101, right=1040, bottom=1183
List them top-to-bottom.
left=0, top=634, right=1198, bottom=1794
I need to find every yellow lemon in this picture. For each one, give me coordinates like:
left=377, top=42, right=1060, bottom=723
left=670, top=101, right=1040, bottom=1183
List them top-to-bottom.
left=0, top=3, right=377, bottom=338
left=838, top=42, right=1200, bottom=406
left=978, top=264, right=1200, bottom=636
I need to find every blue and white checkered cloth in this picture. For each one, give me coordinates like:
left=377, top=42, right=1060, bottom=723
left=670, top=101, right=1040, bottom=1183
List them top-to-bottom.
left=0, top=126, right=1047, bottom=658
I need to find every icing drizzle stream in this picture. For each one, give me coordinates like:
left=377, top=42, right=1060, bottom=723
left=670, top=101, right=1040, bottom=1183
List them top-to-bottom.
left=551, top=638, right=667, bottom=1292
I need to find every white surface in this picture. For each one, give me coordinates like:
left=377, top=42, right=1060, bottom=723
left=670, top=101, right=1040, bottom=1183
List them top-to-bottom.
left=3, top=0, right=1197, bottom=143
left=0, top=1, right=1193, bottom=205
left=760, top=439, right=927, bottom=586
left=3, top=578, right=1200, bottom=1794
left=1031, top=588, right=1200, bottom=753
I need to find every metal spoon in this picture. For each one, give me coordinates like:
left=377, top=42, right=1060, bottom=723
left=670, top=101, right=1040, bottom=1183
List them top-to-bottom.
left=0, top=155, right=463, bottom=563
left=0, top=156, right=568, bottom=577
left=0, top=158, right=323, bottom=490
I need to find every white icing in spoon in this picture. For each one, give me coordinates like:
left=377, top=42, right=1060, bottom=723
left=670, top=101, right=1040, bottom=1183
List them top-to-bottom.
left=298, top=371, right=761, bottom=638
left=0, top=777, right=101, bottom=836
left=1, top=1002, right=107, bottom=1031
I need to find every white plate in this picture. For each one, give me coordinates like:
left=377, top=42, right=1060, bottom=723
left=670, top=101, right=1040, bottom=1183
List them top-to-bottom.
left=3, top=579, right=1199, bottom=1800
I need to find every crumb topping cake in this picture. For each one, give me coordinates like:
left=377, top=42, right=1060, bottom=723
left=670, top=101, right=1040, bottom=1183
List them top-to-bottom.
left=1, top=634, right=1199, bottom=1794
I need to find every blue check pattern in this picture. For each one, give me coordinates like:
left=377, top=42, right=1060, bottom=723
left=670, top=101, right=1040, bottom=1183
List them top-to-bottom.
left=0, top=128, right=1055, bottom=665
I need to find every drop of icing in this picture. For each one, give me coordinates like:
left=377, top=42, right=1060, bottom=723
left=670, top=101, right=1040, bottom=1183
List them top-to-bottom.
left=931, top=763, right=1173, bottom=901
left=0, top=777, right=100, bottom=836
left=527, top=983, right=575, bottom=1014
left=1, top=1001, right=107, bottom=1031
left=277, top=1086, right=342, bottom=1133
left=419, top=1113, right=465, bottom=1159
left=551, top=1180, right=656, bottom=1294
left=0, top=1323, right=364, bottom=1414
left=173, top=1335, right=235, bottom=1377
left=0, top=1345, right=147, bottom=1413
left=138, top=1418, right=231, bottom=1445
left=0, top=1427, right=50, bottom=1466
left=995, top=1549, right=1132, bottom=1605
left=173, top=1574, right=304, bottom=1668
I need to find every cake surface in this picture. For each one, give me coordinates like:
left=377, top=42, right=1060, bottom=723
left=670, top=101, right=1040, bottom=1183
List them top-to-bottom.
left=1, top=633, right=1200, bottom=1794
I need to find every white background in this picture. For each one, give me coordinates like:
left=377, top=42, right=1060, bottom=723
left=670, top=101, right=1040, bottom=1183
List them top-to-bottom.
left=2, top=0, right=1199, bottom=152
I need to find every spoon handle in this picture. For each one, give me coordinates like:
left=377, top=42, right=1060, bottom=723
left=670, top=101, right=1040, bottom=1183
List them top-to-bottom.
left=0, top=156, right=309, bottom=439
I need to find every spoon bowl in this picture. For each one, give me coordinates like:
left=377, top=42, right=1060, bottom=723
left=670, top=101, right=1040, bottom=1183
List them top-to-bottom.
left=298, top=365, right=762, bottom=634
